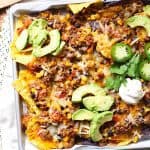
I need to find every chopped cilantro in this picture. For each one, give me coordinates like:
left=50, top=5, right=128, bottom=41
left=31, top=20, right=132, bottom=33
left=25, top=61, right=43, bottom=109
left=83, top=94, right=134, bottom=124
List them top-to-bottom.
left=105, top=54, right=141, bottom=91
left=127, top=54, right=140, bottom=77
left=110, top=64, right=128, bottom=75
left=105, top=75, right=126, bottom=91
left=105, top=76, right=114, bottom=90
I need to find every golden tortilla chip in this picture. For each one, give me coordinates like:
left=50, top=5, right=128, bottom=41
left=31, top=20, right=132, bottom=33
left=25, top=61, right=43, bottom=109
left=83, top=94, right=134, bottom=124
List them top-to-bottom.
left=68, top=0, right=101, bottom=14
left=10, top=19, right=35, bottom=65
left=13, top=70, right=40, bottom=114
left=26, top=116, right=57, bottom=150
left=29, top=137, right=57, bottom=150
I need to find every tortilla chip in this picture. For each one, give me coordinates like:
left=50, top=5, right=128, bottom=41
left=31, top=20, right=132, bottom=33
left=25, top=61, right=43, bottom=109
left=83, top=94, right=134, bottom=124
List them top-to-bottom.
left=68, top=0, right=101, bottom=14
left=10, top=19, right=35, bottom=65
left=13, top=70, right=40, bottom=114
left=25, top=116, right=57, bottom=150
left=117, top=135, right=139, bottom=146
left=29, top=137, right=57, bottom=150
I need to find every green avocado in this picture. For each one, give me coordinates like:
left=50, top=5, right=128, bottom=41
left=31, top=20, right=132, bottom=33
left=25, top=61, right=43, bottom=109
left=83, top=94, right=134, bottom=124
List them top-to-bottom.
left=143, top=5, right=150, bottom=15
left=126, top=15, right=150, bottom=36
left=28, top=18, right=47, bottom=30
left=28, top=19, right=48, bottom=47
left=29, top=28, right=48, bottom=47
left=15, top=29, right=28, bottom=50
left=32, top=29, right=60, bottom=57
left=52, top=41, right=65, bottom=56
left=72, top=83, right=106, bottom=103
left=83, top=95, right=114, bottom=112
left=72, top=109, right=95, bottom=121
left=90, top=111, right=113, bottom=142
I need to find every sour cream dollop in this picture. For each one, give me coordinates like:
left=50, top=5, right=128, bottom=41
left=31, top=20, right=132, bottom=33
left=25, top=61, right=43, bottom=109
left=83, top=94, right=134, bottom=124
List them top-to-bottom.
left=119, top=78, right=145, bottom=104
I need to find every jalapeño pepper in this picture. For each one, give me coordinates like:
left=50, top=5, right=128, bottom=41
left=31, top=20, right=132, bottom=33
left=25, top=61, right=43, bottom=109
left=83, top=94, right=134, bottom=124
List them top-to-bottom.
left=144, top=42, right=150, bottom=60
left=111, top=43, right=133, bottom=63
left=139, top=60, right=150, bottom=81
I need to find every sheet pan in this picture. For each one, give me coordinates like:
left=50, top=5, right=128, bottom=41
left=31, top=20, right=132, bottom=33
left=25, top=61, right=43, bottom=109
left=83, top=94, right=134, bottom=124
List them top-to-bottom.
left=9, top=0, right=150, bottom=149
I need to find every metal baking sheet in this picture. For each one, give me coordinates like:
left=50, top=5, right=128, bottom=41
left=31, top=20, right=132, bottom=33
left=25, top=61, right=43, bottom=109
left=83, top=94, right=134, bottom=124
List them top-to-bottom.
left=9, top=0, right=150, bottom=149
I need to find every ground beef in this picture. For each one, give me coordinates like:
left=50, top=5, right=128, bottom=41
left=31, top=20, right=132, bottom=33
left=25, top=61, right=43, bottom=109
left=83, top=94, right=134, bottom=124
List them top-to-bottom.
left=49, top=109, right=65, bottom=123
left=144, top=113, right=150, bottom=125
left=58, top=126, right=76, bottom=137
left=38, top=129, right=52, bottom=140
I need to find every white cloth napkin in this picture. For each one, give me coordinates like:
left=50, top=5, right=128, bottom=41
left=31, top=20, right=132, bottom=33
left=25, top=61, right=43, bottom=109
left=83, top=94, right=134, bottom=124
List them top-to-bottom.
left=0, top=14, right=18, bottom=150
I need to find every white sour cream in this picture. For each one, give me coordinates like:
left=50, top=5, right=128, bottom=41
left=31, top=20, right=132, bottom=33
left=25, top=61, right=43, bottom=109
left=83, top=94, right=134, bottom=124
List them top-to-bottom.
left=119, top=78, right=145, bottom=104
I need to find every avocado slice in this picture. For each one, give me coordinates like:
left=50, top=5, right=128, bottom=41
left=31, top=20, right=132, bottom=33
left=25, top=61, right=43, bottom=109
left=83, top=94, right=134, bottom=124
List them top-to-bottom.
left=143, top=5, right=150, bottom=15
left=126, top=15, right=150, bottom=36
left=28, top=18, right=47, bottom=31
left=28, top=19, right=48, bottom=46
left=29, top=28, right=48, bottom=47
left=15, top=29, right=28, bottom=50
left=32, top=29, right=60, bottom=57
left=52, top=41, right=65, bottom=56
left=72, top=83, right=106, bottom=103
left=83, top=95, right=114, bottom=112
left=72, top=109, right=95, bottom=121
left=90, top=111, right=113, bottom=142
